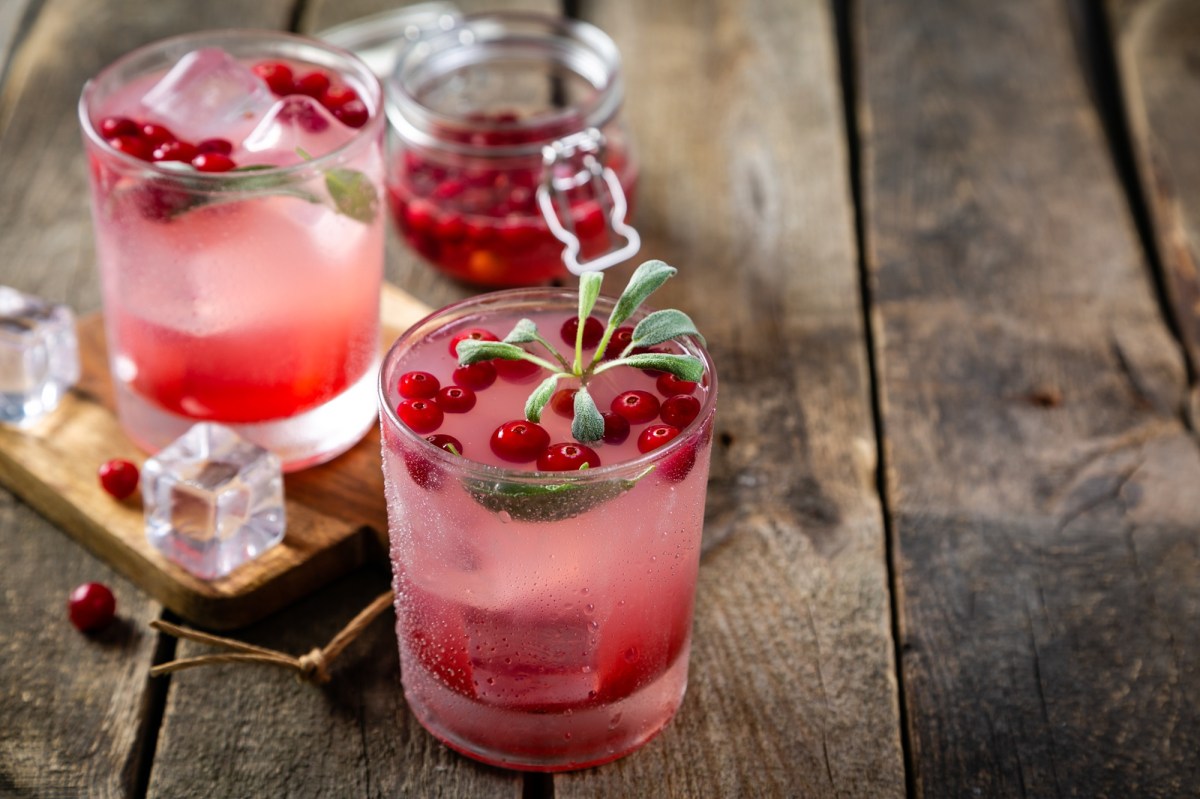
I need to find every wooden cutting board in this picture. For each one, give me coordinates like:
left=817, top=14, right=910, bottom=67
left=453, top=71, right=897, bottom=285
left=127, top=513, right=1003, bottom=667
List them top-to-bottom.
left=0, top=283, right=431, bottom=630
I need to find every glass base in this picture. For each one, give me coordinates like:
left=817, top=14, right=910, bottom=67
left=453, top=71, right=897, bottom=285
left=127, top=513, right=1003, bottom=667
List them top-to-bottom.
left=113, top=360, right=379, bottom=472
left=403, top=650, right=690, bottom=772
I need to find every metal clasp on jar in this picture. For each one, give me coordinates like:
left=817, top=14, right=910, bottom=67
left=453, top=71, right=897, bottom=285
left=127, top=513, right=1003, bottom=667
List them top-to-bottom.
left=536, top=128, right=640, bottom=275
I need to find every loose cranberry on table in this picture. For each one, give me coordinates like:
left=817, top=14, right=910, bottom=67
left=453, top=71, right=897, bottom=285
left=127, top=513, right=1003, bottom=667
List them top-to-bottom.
left=98, top=458, right=139, bottom=500
left=68, top=582, right=116, bottom=633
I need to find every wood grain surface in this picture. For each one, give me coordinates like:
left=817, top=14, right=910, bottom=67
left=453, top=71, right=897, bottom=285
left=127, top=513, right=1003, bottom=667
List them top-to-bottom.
left=859, top=0, right=1200, bottom=795
left=1109, top=0, right=1200, bottom=417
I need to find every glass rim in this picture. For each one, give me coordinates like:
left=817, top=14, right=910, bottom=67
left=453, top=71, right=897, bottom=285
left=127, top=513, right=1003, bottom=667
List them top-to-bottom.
left=386, top=11, right=625, bottom=159
left=78, top=28, right=386, bottom=182
left=378, top=286, right=718, bottom=486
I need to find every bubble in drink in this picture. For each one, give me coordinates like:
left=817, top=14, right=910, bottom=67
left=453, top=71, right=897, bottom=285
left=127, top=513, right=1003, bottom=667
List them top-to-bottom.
left=139, top=48, right=275, bottom=142
left=242, top=95, right=356, bottom=167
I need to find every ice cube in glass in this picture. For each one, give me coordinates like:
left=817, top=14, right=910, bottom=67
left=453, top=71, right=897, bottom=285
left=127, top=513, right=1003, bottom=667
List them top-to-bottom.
left=139, top=47, right=275, bottom=142
left=242, top=95, right=356, bottom=166
left=0, top=286, right=79, bottom=425
left=143, top=422, right=285, bottom=579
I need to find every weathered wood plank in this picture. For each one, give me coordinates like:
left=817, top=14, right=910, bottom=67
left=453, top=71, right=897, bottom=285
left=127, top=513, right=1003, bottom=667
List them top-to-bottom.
left=0, top=0, right=31, bottom=97
left=554, top=0, right=904, bottom=795
left=859, top=0, right=1200, bottom=795
left=1108, top=0, right=1200, bottom=416
left=146, top=568, right=519, bottom=798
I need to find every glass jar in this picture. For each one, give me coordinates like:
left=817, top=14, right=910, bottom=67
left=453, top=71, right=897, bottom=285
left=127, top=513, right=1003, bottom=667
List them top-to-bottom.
left=385, top=12, right=639, bottom=287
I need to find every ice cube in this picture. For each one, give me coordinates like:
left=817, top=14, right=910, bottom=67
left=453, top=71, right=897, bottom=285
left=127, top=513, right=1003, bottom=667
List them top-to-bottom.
left=140, top=48, right=275, bottom=142
left=242, top=95, right=356, bottom=166
left=0, top=286, right=79, bottom=426
left=143, top=423, right=285, bottom=579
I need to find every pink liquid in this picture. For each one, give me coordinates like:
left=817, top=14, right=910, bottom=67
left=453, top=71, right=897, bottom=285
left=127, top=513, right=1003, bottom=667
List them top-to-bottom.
left=84, top=51, right=384, bottom=468
left=380, top=302, right=715, bottom=770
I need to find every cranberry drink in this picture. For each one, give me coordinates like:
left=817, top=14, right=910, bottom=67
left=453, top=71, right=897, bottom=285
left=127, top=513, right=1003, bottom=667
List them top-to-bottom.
left=386, top=12, right=639, bottom=287
left=80, top=32, right=385, bottom=470
left=379, top=261, right=716, bottom=770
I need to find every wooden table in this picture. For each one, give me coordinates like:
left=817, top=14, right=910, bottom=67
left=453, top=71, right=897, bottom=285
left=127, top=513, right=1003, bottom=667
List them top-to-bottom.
left=3, top=0, right=1198, bottom=796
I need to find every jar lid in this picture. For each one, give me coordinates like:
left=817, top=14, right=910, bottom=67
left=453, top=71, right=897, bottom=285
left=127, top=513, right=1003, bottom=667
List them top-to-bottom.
left=316, top=3, right=461, bottom=80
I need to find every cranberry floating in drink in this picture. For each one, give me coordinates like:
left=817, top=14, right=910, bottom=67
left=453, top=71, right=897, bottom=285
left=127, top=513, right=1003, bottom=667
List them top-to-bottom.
left=384, top=13, right=640, bottom=287
left=79, top=31, right=386, bottom=470
left=378, top=261, right=717, bottom=770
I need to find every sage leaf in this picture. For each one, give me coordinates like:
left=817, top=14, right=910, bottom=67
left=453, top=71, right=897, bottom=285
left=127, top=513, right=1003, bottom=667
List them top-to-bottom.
left=326, top=167, right=379, bottom=223
left=608, top=260, right=676, bottom=330
left=579, top=272, right=603, bottom=321
left=631, top=309, right=705, bottom=349
left=504, top=318, right=540, bottom=345
left=456, top=339, right=532, bottom=365
left=600, top=352, right=704, bottom=382
left=525, top=373, right=563, bottom=422
left=571, top=386, right=605, bottom=443
left=462, top=468, right=651, bottom=522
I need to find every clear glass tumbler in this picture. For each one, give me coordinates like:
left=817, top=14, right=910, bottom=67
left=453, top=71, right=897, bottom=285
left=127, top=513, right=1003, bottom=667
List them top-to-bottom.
left=79, top=30, right=386, bottom=470
left=378, top=288, right=717, bottom=770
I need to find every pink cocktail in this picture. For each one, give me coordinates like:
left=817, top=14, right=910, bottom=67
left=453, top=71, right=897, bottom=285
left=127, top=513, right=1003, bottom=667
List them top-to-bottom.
left=80, top=31, right=385, bottom=469
left=379, top=263, right=716, bottom=770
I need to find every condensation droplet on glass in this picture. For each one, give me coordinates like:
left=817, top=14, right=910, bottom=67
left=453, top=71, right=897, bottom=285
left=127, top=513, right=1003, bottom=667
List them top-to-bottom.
left=497, top=510, right=512, bottom=524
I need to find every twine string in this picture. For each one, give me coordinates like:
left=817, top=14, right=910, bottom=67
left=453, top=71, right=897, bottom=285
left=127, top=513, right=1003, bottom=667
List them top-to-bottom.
left=149, top=589, right=395, bottom=685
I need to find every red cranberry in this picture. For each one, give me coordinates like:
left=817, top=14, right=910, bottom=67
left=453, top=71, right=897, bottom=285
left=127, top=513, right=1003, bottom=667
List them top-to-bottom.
left=253, top=61, right=295, bottom=95
left=295, top=71, right=331, bottom=99
left=321, top=85, right=359, bottom=110
left=333, top=100, right=369, bottom=129
left=99, top=116, right=138, bottom=139
left=139, top=123, right=175, bottom=146
left=108, top=135, right=153, bottom=161
left=196, top=138, right=233, bottom=155
left=151, top=140, right=199, bottom=163
left=191, top=152, right=237, bottom=173
left=561, top=315, right=605, bottom=349
left=601, top=326, right=635, bottom=360
left=449, top=328, right=499, bottom=358
left=495, top=356, right=541, bottom=382
left=453, top=361, right=496, bottom=391
left=398, top=370, right=440, bottom=399
left=657, top=373, right=697, bottom=396
left=437, top=385, right=476, bottom=413
left=549, top=388, right=577, bottom=418
left=611, top=390, right=660, bottom=424
left=661, top=394, right=702, bottom=428
left=397, top=398, right=443, bottom=433
left=601, top=412, right=630, bottom=444
left=490, top=420, right=550, bottom=462
left=638, top=423, right=681, bottom=453
left=426, top=433, right=463, bottom=456
left=537, top=442, right=601, bottom=471
left=98, top=459, right=139, bottom=500
left=68, top=582, right=116, bottom=632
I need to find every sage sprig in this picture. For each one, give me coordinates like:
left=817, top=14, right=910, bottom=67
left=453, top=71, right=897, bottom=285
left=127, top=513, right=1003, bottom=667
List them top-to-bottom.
left=455, top=260, right=705, bottom=444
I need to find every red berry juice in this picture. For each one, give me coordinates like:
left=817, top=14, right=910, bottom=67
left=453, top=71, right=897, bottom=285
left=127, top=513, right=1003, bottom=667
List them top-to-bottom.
left=80, top=32, right=385, bottom=469
left=379, top=289, right=716, bottom=771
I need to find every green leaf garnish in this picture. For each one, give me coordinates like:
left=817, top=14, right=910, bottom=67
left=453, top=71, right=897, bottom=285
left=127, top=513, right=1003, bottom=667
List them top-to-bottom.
left=325, top=167, right=379, bottom=223
left=455, top=259, right=706, bottom=444
left=630, top=309, right=705, bottom=350
left=525, top=373, right=564, bottom=422
left=571, top=386, right=605, bottom=443
left=462, top=466, right=653, bottom=522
